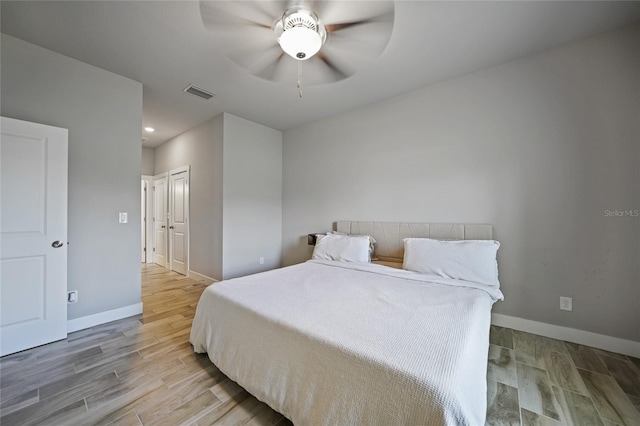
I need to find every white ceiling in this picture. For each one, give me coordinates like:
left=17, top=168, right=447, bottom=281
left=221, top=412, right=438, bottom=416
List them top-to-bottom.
left=2, top=1, right=639, bottom=148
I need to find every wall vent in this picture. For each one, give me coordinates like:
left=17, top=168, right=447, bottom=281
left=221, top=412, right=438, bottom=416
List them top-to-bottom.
left=183, top=84, right=215, bottom=100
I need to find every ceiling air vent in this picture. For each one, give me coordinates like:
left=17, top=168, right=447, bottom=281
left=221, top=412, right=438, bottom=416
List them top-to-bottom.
left=183, top=84, right=215, bottom=100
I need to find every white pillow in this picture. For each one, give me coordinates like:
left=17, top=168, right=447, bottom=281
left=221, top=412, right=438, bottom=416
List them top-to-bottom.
left=330, top=231, right=376, bottom=257
left=312, top=234, right=371, bottom=263
left=403, top=238, right=500, bottom=287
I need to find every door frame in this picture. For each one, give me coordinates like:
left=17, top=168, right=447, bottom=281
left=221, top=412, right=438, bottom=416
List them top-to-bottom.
left=168, top=165, right=190, bottom=275
left=141, top=175, right=154, bottom=263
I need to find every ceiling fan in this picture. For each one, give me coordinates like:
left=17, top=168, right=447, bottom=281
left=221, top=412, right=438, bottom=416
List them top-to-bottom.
left=199, top=1, right=395, bottom=94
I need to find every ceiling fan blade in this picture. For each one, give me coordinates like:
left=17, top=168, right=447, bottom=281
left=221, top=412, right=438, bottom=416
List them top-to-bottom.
left=199, top=0, right=279, bottom=31
left=250, top=0, right=290, bottom=23
left=306, top=0, right=334, bottom=18
left=319, top=0, right=393, bottom=27
left=312, top=1, right=395, bottom=71
left=325, top=11, right=393, bottom=34
left=323, top=21, right=395, bottom=60
left=325, top=21, right=362, bottom=33
left=229, top=44, right=281, bottom=75
left=255, top=51, right=289, bottom=82
left=274, top=53, right=353, bottom=87
left=316, top=53, right=351, bottom=82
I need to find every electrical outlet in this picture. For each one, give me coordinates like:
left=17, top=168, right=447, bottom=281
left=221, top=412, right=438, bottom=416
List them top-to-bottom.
left=259, top=257, right=265, bottom=265
left=68, top=290, right=78, bottom=303
left=560, top=296, right=572, bottom=311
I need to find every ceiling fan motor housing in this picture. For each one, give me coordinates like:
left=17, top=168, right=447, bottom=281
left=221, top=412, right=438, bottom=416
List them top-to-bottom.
left=275, top=6, right=326, bottom=60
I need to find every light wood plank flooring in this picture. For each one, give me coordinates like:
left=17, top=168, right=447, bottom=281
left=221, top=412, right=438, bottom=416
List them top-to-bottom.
left=1, top=264, right=638, bottom=425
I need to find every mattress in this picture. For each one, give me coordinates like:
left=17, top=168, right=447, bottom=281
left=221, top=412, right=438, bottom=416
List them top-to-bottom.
left=190, top=260, right=503, bottom=425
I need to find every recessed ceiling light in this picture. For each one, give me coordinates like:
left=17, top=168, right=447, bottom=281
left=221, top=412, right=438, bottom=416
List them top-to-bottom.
left=144, top=127, right=155, bottom=132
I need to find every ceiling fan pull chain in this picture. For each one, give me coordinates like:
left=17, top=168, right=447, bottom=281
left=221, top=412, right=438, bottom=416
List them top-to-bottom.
left=297, top=60, right=303, bottom=98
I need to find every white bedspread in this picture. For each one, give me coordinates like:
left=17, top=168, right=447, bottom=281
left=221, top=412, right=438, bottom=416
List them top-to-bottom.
left=190, top=260, right=503, bottom=425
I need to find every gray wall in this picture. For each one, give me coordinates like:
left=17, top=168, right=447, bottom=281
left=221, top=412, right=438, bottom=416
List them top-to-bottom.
left=282, top=26, right=640, bottom=341
left=1, top=34, right=143, bottom=320
left=154, top=113, right=282, bottom=281
left=222, top=113, right=283, bottom=279
left=154, top=115, right=224, bottom=280
left=141, top=147, right=154, bottom=176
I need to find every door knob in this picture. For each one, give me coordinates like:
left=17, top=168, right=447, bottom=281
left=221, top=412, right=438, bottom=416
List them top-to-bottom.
left=161, top=225, right=166, bottom=229
left=169, top=226, right=174, bottom=229
left=52, top=240, right=64, bottom=248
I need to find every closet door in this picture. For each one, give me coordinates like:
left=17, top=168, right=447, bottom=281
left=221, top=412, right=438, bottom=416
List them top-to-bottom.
left=169, top=167, right=189, bottom=275
left=152, top=173, right=168, bottom=268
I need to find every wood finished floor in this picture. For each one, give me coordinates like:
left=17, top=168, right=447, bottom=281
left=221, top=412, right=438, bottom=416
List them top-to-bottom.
left=0, top=264, right=638, bottom=426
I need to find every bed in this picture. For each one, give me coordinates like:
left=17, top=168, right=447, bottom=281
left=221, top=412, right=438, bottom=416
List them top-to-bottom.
left=190, top=222, right=503, bottom=425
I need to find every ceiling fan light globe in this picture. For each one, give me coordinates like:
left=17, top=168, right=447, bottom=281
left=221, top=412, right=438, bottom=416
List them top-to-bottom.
left=278, top=26, right=322, bottom=61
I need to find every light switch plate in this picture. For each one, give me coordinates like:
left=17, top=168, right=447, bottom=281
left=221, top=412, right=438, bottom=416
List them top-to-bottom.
left=119, top=212, right=128, bottom=224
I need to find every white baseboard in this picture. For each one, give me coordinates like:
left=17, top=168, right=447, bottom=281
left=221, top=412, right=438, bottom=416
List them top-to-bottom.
left=188, top=270, right=217, bottom=285
left=67, top=302, right=143, bottom=333
left=492, top=313, right=640, bottom=358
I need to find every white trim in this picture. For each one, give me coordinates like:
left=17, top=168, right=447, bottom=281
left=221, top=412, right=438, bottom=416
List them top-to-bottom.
left=152, top=171, right=169, bottom=179
left=189, top=270, right=217, bottom=285
left=67, top=303, right=143, bottom=333
left=492, top=313, right=640, bottom=358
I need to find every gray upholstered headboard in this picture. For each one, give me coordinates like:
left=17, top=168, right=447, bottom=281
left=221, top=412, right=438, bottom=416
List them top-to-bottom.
left=335, top=221, right=493, bottom=263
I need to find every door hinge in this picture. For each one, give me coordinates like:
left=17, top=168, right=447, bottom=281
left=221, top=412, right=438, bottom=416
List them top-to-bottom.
left=143, top=247, right=146, bottom=252
left=153, top=248, right=156, bottom=252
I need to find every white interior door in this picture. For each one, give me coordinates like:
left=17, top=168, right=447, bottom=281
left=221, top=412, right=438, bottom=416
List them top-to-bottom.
left=0, top=116, right=68, bottom=356
left=169, top=167, right=189, bottom=275
left=152, top=173, right=168, bottom=268
left=142, top=175, right=154, bottom=264
left=141, top=180, right=146, bottom=263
